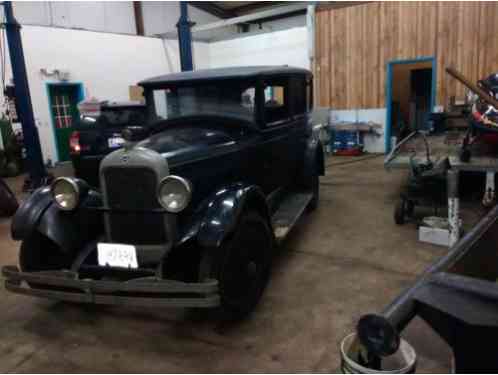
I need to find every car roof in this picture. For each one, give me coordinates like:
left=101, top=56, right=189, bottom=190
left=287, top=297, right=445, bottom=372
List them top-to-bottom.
left=139, top=66, right=312, bottom=87
left=101, top=100, right=145, bottom=109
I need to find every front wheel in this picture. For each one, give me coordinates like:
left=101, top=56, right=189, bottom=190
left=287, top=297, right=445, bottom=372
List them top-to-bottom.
left=199, top=210, right=273, bottom=320
left=20, top=231, right=73, bottom=272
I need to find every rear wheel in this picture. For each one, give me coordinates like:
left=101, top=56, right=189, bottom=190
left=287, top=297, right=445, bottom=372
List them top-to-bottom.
left=0, top=178, right=18, bottom=217
left=394, top=199, right=406, bottom=225
left=199, top=210, right=273, bottom=320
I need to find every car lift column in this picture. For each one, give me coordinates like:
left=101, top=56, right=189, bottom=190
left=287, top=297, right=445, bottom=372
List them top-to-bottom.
left=3, top=1, right=47, bottom=188
left=176, top=2, right=194, bottom=72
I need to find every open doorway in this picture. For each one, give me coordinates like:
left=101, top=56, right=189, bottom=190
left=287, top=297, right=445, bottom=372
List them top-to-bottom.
left=385, top=57, right=436, bottom=152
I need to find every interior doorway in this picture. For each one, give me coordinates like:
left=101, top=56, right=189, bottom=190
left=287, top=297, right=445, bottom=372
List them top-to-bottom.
left=385, top=57, right=436, bottom=152
left=47, top=83, right=84, bottom=162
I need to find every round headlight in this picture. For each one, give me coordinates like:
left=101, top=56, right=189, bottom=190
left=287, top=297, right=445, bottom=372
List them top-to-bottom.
left=157, top=176, right=192, bottom=213
left=51, top=177, right=80, bottom=211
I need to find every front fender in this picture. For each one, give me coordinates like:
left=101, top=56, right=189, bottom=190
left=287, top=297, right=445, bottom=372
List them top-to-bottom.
left=303, top=136, right=325, bottom=179
left=179, top=183, right=271, bottom=249
left=11, top=186, right=52, bottom=240
left=12, top=187, right=103, bottom=253
left=38, top=191, right=103, bottom=253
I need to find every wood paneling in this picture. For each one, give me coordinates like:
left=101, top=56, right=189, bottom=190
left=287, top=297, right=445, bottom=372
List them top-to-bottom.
left=316, top=2, right=498, bottom=109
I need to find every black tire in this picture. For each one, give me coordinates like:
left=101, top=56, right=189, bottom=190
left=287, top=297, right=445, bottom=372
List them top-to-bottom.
left=459, top=148, right=471, bottom=163
left=306, top=163, right=320, bottom=212
left=0, top=178, right=18, bottom=217
left=394, top=200, right=405, bottom=225
left=405, top=200, right=415, bottom=217
left=199, top=210, right=273, bottom=320
left=20, top=231, right=72, bottom=272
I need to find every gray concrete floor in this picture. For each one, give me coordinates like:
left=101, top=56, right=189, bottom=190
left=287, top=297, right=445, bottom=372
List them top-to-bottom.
left=0, top=157, right=484, bottom=373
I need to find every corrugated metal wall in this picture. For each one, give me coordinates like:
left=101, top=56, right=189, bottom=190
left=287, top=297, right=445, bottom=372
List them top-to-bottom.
left=315, top=2, right=498, bottom=109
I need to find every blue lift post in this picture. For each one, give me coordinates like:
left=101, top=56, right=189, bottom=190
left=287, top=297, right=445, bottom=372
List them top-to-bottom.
left=3, top=1, right=47, bottom=188
left=176, top=2, right=194, bottom=71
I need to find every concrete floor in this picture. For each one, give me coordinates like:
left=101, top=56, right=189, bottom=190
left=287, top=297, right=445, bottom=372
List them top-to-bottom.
left=0, top=156, right=483, bottom=373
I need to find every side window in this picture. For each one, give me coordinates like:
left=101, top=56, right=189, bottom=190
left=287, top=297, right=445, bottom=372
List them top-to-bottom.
left=263, top=80, right=290, bottom=126
left=153, top=89, right=169, bottom=119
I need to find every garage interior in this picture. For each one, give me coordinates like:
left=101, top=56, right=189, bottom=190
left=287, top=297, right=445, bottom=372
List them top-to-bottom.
left=1, top=1, right=498, bottom=373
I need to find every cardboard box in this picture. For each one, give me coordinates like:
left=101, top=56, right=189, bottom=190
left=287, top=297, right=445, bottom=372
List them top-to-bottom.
left=419, top=226, right=450, bottom=247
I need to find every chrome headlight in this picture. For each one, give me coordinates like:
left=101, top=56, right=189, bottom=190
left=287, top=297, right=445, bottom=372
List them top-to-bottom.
left=157, top=175, right=192, bottom=213
left=51, top=177, right=81, bottom=211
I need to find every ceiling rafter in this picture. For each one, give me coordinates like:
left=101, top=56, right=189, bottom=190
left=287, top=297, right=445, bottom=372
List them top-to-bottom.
left=187, top=2, right=237, bottom=19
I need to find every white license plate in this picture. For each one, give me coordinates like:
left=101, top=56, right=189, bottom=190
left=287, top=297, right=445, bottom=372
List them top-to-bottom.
left=108, top=137, right=125, bottom=148
left=97, top=243, right=138, bottom=268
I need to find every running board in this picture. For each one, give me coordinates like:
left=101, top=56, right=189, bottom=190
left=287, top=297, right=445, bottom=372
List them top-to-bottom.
left=272, top=192, right=312, bottom=244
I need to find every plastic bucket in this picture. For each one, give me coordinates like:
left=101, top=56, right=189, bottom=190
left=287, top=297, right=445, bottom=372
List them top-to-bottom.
left=340, top=333, right=417, bottom=374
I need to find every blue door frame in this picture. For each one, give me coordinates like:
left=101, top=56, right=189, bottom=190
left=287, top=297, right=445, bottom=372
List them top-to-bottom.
left=385, top=57, right=437, bottom=152
left=46, top=82, right=85, bottom=163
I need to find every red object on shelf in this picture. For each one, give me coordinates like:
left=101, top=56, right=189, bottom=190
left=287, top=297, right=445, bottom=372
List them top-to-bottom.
left=334, top=148, right=364, bottom=156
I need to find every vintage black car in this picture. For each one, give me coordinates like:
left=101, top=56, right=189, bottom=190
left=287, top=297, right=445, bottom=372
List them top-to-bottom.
left=2, top=66, right=324, bottom=319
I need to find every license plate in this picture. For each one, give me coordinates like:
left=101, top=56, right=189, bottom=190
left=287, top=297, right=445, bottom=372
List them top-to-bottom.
left=108, top=136, right=125, bottom=148
left=97, top=243, right=138, bottom=268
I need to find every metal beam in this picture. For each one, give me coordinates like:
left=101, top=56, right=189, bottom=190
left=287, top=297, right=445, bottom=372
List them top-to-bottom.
left=3, top=1, right=47, bottom=188
left=133, top=1, right=144, bottom=36
left=229, top=1, right=286, bottom=15
left=176, top=2, right=193, bottom=71
left=187, top=2, right=236, bottom=19
left=161, top=3, right=308, bottom=36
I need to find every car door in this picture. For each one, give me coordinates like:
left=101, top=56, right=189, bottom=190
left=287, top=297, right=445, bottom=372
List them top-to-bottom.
left=258, top=77, right=296, bottom=194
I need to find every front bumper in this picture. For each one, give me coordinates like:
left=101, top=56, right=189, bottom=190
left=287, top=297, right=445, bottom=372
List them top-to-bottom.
left=2, top=265, right=220, bottom=308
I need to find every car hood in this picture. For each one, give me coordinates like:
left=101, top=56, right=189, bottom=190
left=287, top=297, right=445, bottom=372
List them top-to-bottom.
left=136, top=126, right=238, bottom=166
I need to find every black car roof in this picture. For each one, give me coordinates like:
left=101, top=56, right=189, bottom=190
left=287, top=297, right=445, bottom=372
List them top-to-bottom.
left=139, top=66, right=312, bottom=87
left=101, top=100, right=145, bottom=109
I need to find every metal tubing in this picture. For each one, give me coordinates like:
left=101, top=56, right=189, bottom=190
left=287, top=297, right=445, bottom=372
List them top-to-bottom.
left=3, top=2, right=47, bottom=186
left=176, top=2, right=194, bottom=71
left=448, top=169, right=460, bottom=247
left=380, top=203, right=498, bottom=332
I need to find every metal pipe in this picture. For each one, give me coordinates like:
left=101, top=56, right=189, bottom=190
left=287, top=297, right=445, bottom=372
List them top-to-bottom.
left=3, top=1, right=47, bottom=188
left=176, top=2, right=194, bottom=72
left=448, top=169, right=460, bottom=246
left=358, top=203, right=498, bottom=355
left=381, top=206, right=498, bottom=332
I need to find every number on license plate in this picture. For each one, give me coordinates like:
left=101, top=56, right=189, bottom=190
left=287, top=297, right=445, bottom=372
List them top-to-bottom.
left=108, top=137, right=125, bottom=148
left=97, top=243, right=138, bottom=268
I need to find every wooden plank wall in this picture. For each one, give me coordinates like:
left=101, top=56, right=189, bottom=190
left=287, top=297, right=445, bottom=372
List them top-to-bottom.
left=315, top=2, right=498, bottom=109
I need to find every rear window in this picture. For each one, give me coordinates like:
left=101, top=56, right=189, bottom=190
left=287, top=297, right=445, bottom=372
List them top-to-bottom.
left=78, top=107, right=147, bottom=129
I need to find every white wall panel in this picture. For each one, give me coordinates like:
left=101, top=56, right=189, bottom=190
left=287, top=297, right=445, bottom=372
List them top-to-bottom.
left=12, top=1, right=136, bottom=35
left=9, top=2, right=51, bottom=25
left=142, top=2, right=219, bottom=36
left=208, top=27, right=309, bottom=69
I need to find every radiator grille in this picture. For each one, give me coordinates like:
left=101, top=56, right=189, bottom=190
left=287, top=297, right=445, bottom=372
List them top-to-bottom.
left=103, top=167, right=167, bottom=245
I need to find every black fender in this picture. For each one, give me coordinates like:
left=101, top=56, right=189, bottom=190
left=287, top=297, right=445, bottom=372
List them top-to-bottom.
left=301, top=136, right=325, bottom=183
left=178, top=183, right=272, bottom=249
left=11, top=186, right=52, bottom=240
left=12, top=187, right=103, bottom=254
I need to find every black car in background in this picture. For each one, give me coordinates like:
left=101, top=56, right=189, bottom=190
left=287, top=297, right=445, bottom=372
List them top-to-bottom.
left=3, top=66, right=324, bottom=320
left=70, top=101, right=146, bottom=186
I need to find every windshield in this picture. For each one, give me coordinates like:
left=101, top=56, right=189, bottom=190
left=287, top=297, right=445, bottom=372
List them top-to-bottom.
left=147, top=81, right=256, bottom=123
